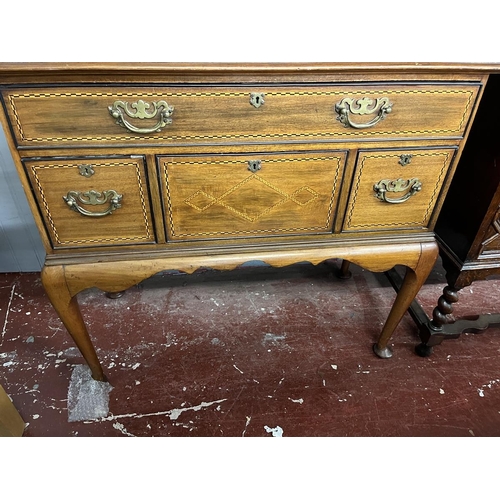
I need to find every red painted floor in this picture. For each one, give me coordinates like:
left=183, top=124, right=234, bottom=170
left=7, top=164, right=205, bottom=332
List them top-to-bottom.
left=1, top=259, right=500, bottom=437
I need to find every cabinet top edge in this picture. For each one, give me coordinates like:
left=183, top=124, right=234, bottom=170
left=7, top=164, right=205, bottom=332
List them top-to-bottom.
left=0, top=62, right=499, bottom=79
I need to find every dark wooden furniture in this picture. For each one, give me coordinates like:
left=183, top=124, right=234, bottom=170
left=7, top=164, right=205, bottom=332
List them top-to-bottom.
left=0, top=63, right=497, bottom=381
left=409, top=74, right=500, bottom=354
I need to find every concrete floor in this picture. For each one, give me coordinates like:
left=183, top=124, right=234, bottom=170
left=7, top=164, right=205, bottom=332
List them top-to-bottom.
left=1, top=258, right=500, bottom=437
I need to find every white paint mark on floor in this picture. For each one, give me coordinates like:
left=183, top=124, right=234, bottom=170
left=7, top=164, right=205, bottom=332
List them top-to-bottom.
left=1, top=284, right=16, bottom=347
left=131, top=363, right=141, bottom=370
left=233, top=364, right=244, bottom=374
left=331, top=364, right=338, bottom=370
left=477, top=378, right=500, bottom=398
left=439, top=388, right=445, bottom=394
left=93, top=398, right=228, bottom=423
left=289, top=398, right=304, bottom=404
left=169, top=399, right=227, bottom=421
left=32, top=414, right=40, bottom=419
left=242, top=416, right=251, bottom=437
left=113, top=422, right=136, bottom=437
left=264, top=425, right=283, bottom=437
left=469, top=429, right=475, bottom=436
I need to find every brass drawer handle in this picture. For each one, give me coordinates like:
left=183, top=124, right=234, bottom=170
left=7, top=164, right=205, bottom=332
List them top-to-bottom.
left=335, top=97, right=392, bottom=129
left=108, top=99, right=174, bottom=134
left=373, top=178, right=422, bottom=204
left=63, top=189, right=123, bottom=217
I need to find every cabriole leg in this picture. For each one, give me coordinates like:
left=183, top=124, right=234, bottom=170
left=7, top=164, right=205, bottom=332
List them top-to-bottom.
left=374, top=242, right=439, bottom=358
left=41, top=265, right=107, bottom=382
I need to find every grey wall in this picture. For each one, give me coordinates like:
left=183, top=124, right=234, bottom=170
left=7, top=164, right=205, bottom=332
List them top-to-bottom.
left=0, top=125, right=45, bottom=272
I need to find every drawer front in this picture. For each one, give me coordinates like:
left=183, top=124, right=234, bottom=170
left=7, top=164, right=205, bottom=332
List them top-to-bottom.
left=3, top=84, right=479, bottom=147
left=343, top=148, right=457, bottom=232
left=159, top=152, right=347, bottom=241
left=24, top=157, right=156, bottom=248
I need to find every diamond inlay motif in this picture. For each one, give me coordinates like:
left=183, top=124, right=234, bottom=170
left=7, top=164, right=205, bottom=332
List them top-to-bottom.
left=184, top=174, right=320, bottom=222
left=290, top=186, right=318, bottom=206
left=184, top=190, right=216, bottom=211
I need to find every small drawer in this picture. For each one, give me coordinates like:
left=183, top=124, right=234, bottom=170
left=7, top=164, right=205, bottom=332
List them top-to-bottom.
left=3, top=83, right=479, bottom=147
left=342, top=148, right=457, bottom=232
left=159, top=151, right=347, bottom=241
left=24, top=156, right=156, bottom=248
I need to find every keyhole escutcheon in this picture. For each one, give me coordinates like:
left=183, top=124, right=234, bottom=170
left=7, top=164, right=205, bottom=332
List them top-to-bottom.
left=250, top=92, right=265, bottom=108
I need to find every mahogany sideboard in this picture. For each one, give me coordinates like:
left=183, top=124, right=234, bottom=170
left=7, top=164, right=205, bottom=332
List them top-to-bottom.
left=1, top=63, right=497, bottom=382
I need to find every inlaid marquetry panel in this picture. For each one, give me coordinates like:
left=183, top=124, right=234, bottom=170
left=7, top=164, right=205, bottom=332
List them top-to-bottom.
left=159, top=152, right=347, bottom=241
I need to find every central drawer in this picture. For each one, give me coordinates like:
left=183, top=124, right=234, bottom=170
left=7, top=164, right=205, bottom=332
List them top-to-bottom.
left=2, top=83, right=479, bottom=147
left=159, top=151, right=347, bottom=241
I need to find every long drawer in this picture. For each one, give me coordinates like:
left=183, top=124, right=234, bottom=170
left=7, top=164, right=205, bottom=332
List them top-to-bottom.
left=3, top=83, right=479, bottom=147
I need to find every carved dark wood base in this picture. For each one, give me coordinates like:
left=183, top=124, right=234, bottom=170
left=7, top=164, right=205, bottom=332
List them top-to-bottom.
left=385, top=268, right=500, bottom=356
left=431, top=285, right=460, bottom=327
left=415, top=342, right=433, bottom=357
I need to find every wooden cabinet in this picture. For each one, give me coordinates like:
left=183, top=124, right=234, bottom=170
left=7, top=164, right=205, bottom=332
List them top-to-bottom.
left=0, top=63, right=496, bottom=382
left=414, top=74, right=500, bottom=351
left=436, top=74, right=500, bottom=284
